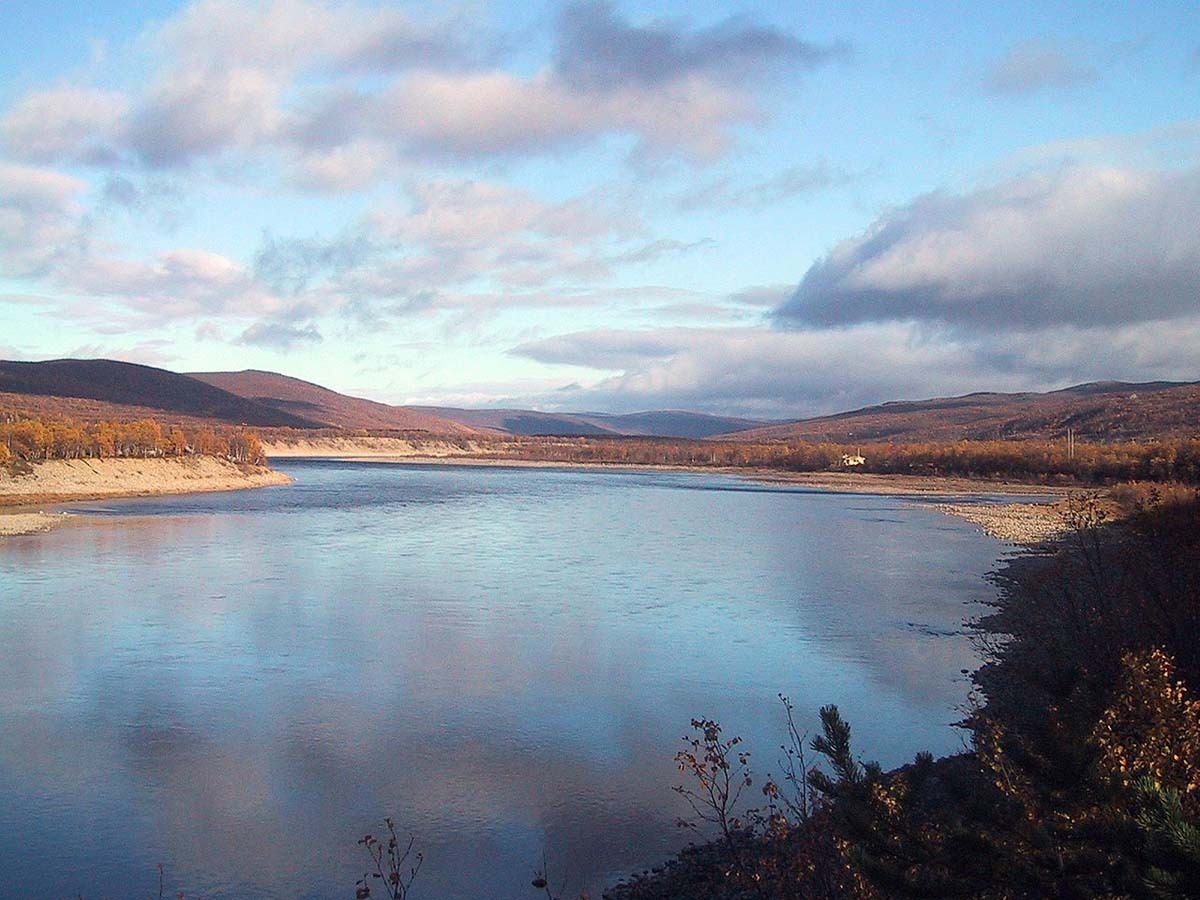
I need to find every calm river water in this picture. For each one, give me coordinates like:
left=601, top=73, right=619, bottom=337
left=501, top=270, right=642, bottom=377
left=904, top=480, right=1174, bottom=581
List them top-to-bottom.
left=0, top=461, right=1010, bottom=898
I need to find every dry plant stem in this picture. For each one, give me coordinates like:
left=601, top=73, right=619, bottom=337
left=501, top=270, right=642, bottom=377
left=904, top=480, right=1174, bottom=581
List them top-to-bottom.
left=776, top=694, right=816, bottom=823
left=674, top=718, right=755, bottom=874
left=357, top=818, right=422, bottom=900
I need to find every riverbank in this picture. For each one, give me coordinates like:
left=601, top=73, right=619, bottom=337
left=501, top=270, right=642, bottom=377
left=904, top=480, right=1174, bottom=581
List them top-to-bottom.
left=263, top=436, right=490, bottom=458
left=267, top=437, right=1069, bottom=496
left=267, top=438, right=1075, bottom=540
left=0, top=457, right=291, bottom=510
left=926, top=499, right=1075, bottom=543
left=0, top=511, right=72, bottom=535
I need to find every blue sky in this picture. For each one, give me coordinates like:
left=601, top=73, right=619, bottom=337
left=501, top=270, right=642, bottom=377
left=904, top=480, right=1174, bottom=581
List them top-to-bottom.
left=1, top=0, right=1197, bottom=416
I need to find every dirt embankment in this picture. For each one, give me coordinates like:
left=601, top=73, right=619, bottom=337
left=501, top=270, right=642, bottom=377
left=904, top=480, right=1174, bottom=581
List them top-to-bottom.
left=262, top=436, right=490, bottom=458
left=0, top=457, right=291, bottom=510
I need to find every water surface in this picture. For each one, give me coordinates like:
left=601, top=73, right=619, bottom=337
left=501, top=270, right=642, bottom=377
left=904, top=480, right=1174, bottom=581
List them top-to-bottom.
left=0, top=462, right=1007, bottom=898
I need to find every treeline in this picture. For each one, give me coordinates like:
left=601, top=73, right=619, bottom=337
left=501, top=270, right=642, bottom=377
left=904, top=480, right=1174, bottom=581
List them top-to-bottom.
left=0, top=412, right=266, bottom=466
left=477, top=435, right=1200, bottom=484
left=490, top=436, right=794, bottom=468
left=783, top=438, right=1200, bottom=483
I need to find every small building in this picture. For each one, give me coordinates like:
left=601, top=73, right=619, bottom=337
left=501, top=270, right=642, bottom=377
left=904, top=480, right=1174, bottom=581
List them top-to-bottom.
left=841, top=453, right=866, bottom=467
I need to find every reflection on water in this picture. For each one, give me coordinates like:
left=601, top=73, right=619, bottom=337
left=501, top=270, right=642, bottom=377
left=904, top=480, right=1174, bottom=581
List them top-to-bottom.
left=0, top=462, right=1006, bottom=898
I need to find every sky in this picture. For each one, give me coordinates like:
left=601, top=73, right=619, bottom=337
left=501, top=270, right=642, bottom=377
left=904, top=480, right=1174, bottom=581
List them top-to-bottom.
left=1, top=0, right=1198, bottom=418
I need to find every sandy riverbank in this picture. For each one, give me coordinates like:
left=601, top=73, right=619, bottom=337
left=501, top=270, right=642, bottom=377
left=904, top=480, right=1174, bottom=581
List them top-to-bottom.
left=263, top=436, right=490, bottom=458
left=0, top=457, right=291, bottom=510
left=750, top=469, right=1067, bottom=497
left=926, top=499, right=1075, bottom=544
left=0, top=511, right=73, bottom=535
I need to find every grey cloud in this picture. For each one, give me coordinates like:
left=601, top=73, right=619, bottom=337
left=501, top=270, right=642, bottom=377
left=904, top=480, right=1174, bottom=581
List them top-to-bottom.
left=555, top=0, right=846, bottom=90
left=1, top=1, right=475, bottom=170
left=983, top=39, right=1096, bottom=95
left=125, top=68, right=282, bottom=167
left=673, top=162, right=853, bottom=211
left=777, top=165, right=1200, bottom=331
left=97, top=175, right=188, bottom=231
left=254, top=230, right=379, bottom=294
left=607, top=237, right=713, bottom=266
left=727, top=285, right=792, bottom=308
left=508, top=318, right=1200, bottom=418
left=237, top=320, right=323, bottom=349
left=511, top=324, right=1021, bottom=416
left=513, top=329, right=689, bottom=370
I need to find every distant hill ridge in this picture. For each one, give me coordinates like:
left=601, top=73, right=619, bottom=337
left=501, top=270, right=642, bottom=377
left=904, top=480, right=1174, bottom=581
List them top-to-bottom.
left=0, top=359, right=325, bottom=429
left=3, top=359, right=1196, bottom=442
left=189, top=370, right=476, bottom=434
left=724, top=380, right=1200, bottom=443
left=411, top=406, right=770, bottom=438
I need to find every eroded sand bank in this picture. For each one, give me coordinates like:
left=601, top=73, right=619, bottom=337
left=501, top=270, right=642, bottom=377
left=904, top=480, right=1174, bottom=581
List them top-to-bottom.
left=0, top=457, right=291, bottom=508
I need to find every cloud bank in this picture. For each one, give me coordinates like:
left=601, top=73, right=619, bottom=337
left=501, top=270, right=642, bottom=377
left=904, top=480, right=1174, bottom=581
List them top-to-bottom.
left=1, top=0, right=841, bottom=181
left=506, top=163, right=1200, bottom=416
left=776, top=165, right=1200, bottom=330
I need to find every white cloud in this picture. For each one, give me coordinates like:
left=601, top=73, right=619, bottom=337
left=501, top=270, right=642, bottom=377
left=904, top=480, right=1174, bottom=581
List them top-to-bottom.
left=0, top=0, right=837, bottom=178
left=147, top=0, right=470, bottom=76
left=356, top=69, right=755, bottom=162
left=0, top=87, right=130, bottom=164
left=0, top=163, right=89, bottom=277
left=778, top=164, right=1200, bottom=330
left=63, top=248, right=287, bottom=325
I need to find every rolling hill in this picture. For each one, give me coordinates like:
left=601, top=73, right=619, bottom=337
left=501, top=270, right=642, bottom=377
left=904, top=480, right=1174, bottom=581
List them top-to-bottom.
left=0, top=359, right=326, bottom=428
left=7, top=359, right=1195, bottom=444
left=189, top=370, right=477, bottom=434
left=725, top=381, right=1200, bottom=443
left=412, top=406, right=768, bottom=438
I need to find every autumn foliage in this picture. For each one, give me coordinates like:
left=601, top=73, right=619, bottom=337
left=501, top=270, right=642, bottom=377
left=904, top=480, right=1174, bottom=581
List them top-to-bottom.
left=0, top=410, right=266, bottom=466
left=368, top=434, right=1200, bottom=484
left=636, top=494, right=1200, bottom=900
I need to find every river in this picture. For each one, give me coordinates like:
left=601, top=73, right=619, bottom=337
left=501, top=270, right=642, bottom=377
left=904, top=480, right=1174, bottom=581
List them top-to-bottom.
left=0, top=461, right=1009, bottom=898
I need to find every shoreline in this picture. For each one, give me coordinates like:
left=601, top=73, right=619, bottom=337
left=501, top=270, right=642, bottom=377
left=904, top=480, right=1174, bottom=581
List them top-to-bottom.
left=271, top=449, right=1068, bottom=494
left=1, top=450, right=1076, bottom=543
left=271, top=452, right=1077, bottom=544
left=274, top=453, right=1080, bottom=547
left=0, top=457, right=291, bottom=535
left=923, top=499, right=1073, bottom=544
left=0, top=511, right=74, bottom=536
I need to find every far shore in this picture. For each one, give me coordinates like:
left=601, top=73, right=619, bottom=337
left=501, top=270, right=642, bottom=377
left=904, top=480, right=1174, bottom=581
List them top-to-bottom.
left=266, top=443, right=1078, bottom=544
left=269, top=445, right=1070, bottom=496
left=1, top=448, right=1080, bottom=544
